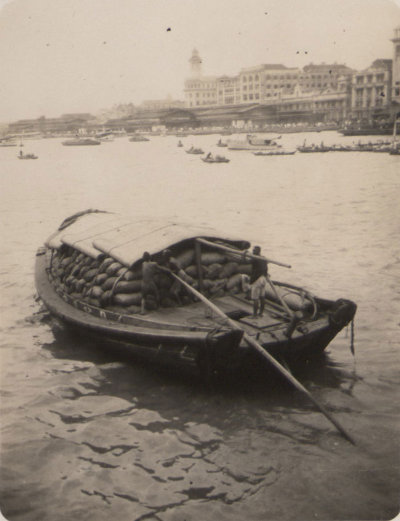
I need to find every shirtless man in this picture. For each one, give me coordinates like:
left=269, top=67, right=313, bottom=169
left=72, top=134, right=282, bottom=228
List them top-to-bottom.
left=250, top=245, right=268, bottom=317
left=140, top=251, right=160, bottom=314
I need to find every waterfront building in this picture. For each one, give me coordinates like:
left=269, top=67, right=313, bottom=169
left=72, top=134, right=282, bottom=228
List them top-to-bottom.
left=391, top=26, right=400, bottom=105
left=184, top=49, right=218, bottom=107
left=183, top=50, right=353, bottom=126
left=350, top=59, right=392, bottom=122
left=299, top=63, right=353, bottom=91
left=238, top=64, right=300, bottom=103
left=140, top=96, right=185, bottom=111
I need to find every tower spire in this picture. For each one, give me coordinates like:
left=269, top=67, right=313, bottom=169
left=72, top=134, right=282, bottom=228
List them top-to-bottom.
left=189, top=48, right=202, bottom=78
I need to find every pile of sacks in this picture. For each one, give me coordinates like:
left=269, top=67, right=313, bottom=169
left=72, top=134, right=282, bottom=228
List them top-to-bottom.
left=49, top=245, right=252, bottom=314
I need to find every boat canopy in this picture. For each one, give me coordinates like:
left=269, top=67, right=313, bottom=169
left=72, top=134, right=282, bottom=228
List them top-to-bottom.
left=46, top=211, right=250, bottom=266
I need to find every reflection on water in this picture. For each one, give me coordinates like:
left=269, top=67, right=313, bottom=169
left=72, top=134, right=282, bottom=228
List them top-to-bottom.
left=1, top=133, right=399, bottom=521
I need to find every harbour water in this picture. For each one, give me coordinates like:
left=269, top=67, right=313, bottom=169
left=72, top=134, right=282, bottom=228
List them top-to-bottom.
left=0, top=132, right=399, bottom=521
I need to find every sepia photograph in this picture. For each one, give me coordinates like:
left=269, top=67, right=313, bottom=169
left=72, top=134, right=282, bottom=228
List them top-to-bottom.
left=0, top=0, right=399, bottom=520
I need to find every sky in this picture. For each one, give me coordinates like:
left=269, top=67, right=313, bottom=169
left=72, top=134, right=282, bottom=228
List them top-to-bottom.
left=0, top=0, right=400, bottom=123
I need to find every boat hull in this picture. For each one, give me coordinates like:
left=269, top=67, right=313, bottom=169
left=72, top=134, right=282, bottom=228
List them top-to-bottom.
left=35, top=248, right=356, bottom=377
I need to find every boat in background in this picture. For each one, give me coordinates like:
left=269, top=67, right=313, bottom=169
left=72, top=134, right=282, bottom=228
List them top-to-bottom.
left=389, top=116, right=400, bottom=155
left=95, top=131, right=115, bottom=142
left=227, top=134, right=281, bottom=151
left=129, top=135, right=150, bottom=142
left=62, top=137, right=101, bottom=146
left=186, top=147, right=204, bottom=154
left=253, top=149, right=296, bottom=156
left=18, top=151, right=38, bottom=159
left=201, top=154, right=230, bottom=163
left=35, top=209, right=357, bottom=378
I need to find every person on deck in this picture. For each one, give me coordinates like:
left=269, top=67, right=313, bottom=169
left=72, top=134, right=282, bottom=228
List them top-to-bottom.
left=250, top=245, right=268, bottom=317
left=159, top=249, right=194, bottom=305
left=140, top=251, right=160, bottom=314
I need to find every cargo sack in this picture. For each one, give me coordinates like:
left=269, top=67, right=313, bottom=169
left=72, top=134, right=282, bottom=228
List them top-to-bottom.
left=175, top=249, right=195, bottom=268
left=200, top=252, right=227, bottom=265
left=99, top=257, right=115, bottom=272
left=219, top=261, right=239, bottom=278
left=106, top=262, right=123, bottom=276
left=206, top=263, right=223, bottom=280
left=185, top=264, right=208, bottom=278
left=84, top=268, right=98, bottom=282
left=123, top=269, right=141, bottom=281
left=227, top=272, right=245, bottom=291
left=94, top=273, right=108, bottom=286
left=102, top=277, right=119, bottom=290
left=209, top=278, right=227, bottom=294
left=114, top=280, right=142, bottom=294
left=88, top=286, right=104, bottom=299
left=100, top=290, right=113, bottom=306
left=113, top=293, right=142, bottom=306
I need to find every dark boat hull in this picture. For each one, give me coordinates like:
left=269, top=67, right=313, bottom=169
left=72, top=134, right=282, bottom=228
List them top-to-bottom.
left=35, top=249, right=356, bottom=377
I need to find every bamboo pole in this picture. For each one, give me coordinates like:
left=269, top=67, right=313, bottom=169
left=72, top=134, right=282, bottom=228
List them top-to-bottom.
left=196, top=238, right=291, bottom=268
left=171, top=272, right=356, bottom=445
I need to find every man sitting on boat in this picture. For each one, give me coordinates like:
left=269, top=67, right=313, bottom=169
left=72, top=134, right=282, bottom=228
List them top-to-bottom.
left=250, top=246, right=268, bottom=317
left=140, top=252, right=160, bottom=314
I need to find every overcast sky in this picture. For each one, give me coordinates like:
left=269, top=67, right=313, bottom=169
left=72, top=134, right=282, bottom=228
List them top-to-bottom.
left=0, top=0, right=399, bottom=123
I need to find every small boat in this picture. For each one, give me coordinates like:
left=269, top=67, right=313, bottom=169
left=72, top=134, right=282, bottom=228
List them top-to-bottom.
left=339, top=126, right=393, bottom=136
left=96, top=131, right=115, bottom=142
left=227, top=134, right=281, bottom=151
left=129, top=135, right=150, bottom=142
left=62, top=138, right=101, bottom=146
left=216, top=139, right=228, bottom=147
left=0, top=141, right=18, bottom=147
left=177, top=141, right=184, bottom=147
left=297, top=142, right=331, bottom=153
left=186, top=147, right=204, bottom=154
left=253, top=150, right=296, bottom=156
left=18, top=151, right=38, bottom=159
left=201, top=154, right=230, bottom=163
left=35, top=210, right=357, bottom=379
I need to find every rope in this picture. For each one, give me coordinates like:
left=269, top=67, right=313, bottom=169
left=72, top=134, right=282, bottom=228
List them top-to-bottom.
left=350, top=318, right=355, bottom=357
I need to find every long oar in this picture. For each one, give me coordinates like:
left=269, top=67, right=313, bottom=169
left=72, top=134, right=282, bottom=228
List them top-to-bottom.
left=171, top=272, right=356, bottom=445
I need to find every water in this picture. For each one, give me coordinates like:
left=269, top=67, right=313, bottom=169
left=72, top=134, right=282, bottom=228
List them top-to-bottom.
left=0, top=132, right=399, bottom=521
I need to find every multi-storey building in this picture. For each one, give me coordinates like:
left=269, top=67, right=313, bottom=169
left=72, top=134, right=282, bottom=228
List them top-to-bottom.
left=391, top=26, right=400, bottom=105
left=184, top=49, right=218, bottom=107
left=184, top=50, right=353, bottom=115
left=350, top=59, right=392, bottom=120
left=299, top=63, right=353, bottom=91
left=238, top=64, right=300, bottom=103
left=140, top=97, right=185, bottom=110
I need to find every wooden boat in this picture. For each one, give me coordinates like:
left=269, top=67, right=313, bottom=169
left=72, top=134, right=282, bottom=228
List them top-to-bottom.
left=339, top=126, right=393, bottom=136
left=227, top=134, right=281, bottom=151
left=129, top=135, right=150, bottom=142
left=62, top=138, right=101, bottom=146
left=216, top=139, right=228, bottom=147
left=297, top=144, right=331, bottom=153
left=185, top=147, right=204, bottom=154
left=253, top=150, right=296, bottom=156
left=18, top=151, right=38, bottom=159
left=201, top=155, right=230, bottom=163
left=35, top=210, right=357, bottom=378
